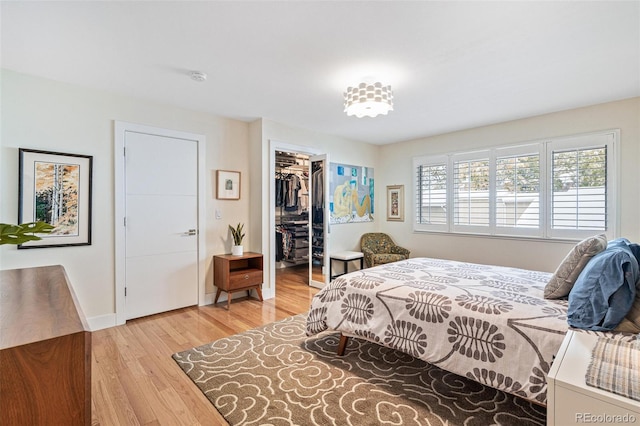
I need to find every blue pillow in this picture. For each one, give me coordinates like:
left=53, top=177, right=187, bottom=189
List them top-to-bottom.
left=567, top=238, right=639, bottom=331
left=629, top=243, right=640, bottom=266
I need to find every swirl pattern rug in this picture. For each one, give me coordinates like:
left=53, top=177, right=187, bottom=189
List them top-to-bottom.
left=172, top=314, right=545, bottom=425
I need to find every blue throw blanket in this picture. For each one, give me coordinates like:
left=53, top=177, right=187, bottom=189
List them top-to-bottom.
left=568, top=238, right=640, bottom=331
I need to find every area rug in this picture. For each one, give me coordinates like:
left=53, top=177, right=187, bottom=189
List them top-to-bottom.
left=172, top=314, right=545, bottom=426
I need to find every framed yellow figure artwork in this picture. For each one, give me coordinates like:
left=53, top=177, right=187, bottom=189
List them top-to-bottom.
left=329, top=163, right=374, bottom=224
left=386, top=185, right=404, bottom=221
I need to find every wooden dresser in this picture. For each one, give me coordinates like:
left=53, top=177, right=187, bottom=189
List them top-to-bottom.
left=0, top=265, right=91, bottom=425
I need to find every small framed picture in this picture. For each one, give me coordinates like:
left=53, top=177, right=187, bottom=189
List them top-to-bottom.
left=18, top=148, right=93, bottom=248
left=216, top=170, right=241, bottom=200
left=386, top=185, right=404, bottom=221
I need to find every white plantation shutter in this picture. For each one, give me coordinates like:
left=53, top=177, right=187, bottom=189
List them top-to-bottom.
left=412, top=130, right=617, bottom=240
left=494, top=144, right=542, bottom=237
left=552, top=147, right=607, bottom=230
left=453, top=156, right=490, bottom=232
left=413, top=157, right=447, bottom=232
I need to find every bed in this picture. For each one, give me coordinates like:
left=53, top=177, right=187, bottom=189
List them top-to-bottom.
left=305, top=257, right=569, bottom=405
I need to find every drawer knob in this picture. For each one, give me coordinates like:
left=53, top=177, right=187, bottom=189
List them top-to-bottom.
left=244, top=274, right=249, bottom=279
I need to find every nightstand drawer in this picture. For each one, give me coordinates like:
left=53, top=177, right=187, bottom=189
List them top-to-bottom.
left=228, top=269, right=263, bottom=290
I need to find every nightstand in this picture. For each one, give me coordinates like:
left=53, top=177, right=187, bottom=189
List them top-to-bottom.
left=213, top=252, right=264, bottom=309
left=547, top=330, right=640, bottom=425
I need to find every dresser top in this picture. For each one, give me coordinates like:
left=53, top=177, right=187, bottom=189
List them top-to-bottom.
left=1, top=265, right=89, bottom=349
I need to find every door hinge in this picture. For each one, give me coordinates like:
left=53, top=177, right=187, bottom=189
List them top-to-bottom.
left=123, top=146, right=126, bottom=156
left=124, top=217, right=127, bottom=227
left=125, top=287, right=127, bottom=297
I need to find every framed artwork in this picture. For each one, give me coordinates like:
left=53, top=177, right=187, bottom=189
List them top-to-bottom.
left=18, top=148, right=93, bottom=248
left=329, top=162, right=374, bottom=224
left=216, top=170, right=241, bottom=200
left=386, top=185, right=404, bottom=221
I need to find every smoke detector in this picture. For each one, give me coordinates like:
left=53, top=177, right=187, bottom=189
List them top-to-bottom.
left=190, top=71, right=207, bottom=82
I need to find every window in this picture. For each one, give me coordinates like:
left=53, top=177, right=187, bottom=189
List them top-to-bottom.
left=413, top=130, right=617, bottom=240
left=551, top=147, right=607, bottom=231
left=496, top=152, right=540, bottom=229
left=453, top=157, right=490, bottom=228
left=415, top=158, right=447, bottom=231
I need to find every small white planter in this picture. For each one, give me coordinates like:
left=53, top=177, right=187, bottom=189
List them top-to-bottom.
left=232, top=245, right=244, bottom=256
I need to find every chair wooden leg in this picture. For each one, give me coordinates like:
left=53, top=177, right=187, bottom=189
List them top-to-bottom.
left=337, top=334, right=349, bottom=356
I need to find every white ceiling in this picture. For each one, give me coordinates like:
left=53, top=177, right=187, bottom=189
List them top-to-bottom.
left=2, top=1, right=639, bottom=145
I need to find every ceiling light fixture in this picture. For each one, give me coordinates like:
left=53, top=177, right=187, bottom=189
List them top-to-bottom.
left=190, top=71, right=207, bottom=82
left=344, top=82, right=393, bottom=118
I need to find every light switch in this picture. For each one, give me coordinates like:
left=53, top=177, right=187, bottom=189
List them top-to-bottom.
left=215, top=209, right=222, bottom=219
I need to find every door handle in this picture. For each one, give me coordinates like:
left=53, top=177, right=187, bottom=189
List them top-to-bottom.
left=183, top=229, right=197, bottom=236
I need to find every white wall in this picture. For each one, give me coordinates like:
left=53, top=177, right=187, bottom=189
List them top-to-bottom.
left=4, top=68, right=637, bottom=327
left=0, top=70, right=251, bottom=326
left=379, top=97, right=640, bottom=273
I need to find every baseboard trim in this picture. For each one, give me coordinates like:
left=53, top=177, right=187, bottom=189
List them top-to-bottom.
left=90, top=289, right=274, bottom=330
left=87, top=313, right=117, bottom=331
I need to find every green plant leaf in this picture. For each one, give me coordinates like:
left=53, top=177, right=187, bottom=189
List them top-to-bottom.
left=0, top=221, right=55, bottom=245
left=229, top=222, right=245, bottom=245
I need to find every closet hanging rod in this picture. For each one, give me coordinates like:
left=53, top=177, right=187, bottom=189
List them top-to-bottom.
left=276, top=164, right=308, bottom=172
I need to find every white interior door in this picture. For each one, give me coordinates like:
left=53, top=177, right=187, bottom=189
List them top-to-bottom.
left=124, top=131, right=198, bottom=320
left=309, top=154, right=329, bottom=289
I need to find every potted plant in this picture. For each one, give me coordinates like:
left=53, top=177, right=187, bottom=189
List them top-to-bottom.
left=0, top=222, right=54, bottom=245
left=229, top=223, right=245, bottom=256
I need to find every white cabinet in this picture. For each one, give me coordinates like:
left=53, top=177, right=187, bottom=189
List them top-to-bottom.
left=547, top=330, right=640, bottom=425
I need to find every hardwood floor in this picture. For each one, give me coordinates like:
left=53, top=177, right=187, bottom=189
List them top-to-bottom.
left=91, top=265, right=319, bottom=425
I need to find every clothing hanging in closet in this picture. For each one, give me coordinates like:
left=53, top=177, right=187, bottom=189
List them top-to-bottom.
left=276, top=172, right=308, bottom=213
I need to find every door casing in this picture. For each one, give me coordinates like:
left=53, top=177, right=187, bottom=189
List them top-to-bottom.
left=114, top=121, right=206, bottom=325
left=268, top=140, right=328, bottom=295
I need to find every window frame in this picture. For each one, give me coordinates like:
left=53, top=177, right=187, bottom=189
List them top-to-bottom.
left=412, top=130, right=619, bottom=241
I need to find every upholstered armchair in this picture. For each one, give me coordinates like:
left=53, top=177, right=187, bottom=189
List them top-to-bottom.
left=360, top=233, right=410, bottom=268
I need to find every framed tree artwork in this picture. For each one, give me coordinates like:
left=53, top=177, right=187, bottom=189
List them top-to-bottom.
left=18, top=148, right=93, bottom=248
left=386, top=185, right=404, bottom=221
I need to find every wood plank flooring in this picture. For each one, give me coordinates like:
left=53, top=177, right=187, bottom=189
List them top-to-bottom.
left=91, top=265, right=319, bottom=425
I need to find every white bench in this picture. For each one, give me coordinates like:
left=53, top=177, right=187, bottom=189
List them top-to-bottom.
left=330, top=251, right=364, bottom=280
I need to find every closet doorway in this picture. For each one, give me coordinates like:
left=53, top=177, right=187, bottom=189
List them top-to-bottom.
left=272, top=145, right=328, bottom=291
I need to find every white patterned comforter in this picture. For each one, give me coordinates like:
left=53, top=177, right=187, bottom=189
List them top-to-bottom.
left=305, top=257, right=569, bottom=405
